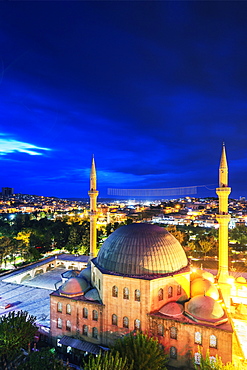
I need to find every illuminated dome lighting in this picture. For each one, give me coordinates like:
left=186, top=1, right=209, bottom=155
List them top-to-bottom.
left=96, top=223, right=188, bottom=276
left=190, top=269, right=215, bottom=283
left=236, top=276, right=246, bottom=283
left=59, top=277, right=89, bottom=297
left=191, top=278, right=219, bottom=300
left=186, top=295, right=224, bottom=321
left=159, top=302, right=184, bottom=317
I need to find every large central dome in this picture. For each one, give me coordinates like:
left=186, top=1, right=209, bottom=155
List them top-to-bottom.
left=96, top=223, right=188, bottom=276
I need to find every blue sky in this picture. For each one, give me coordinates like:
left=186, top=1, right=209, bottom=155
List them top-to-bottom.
left=1, top=2, right=247, bottom=199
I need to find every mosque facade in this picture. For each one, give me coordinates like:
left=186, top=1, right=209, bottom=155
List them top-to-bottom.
left=50, top=146, right=241, bottom=368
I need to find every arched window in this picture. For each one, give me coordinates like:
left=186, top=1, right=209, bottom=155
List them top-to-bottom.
left=93, top=272, right=95, bottom=283
left=98, top=279, right=101, bottom=290
left=177, top=285, right=182, bottom=295
left=112, top=286, right=118, bottom=297
left=168, top=286, right=173, bottom=298
left=123, top=287, right=129, bottom=300
left=158, top=288, right=163, bottom=301
left=135, top=289, right=141, bottom=302
left=57, top=302, right=62, bottom=313
left=66, top=304, right=71, bottom=314
left=83, top=307, right=88, bottom=319
left=92, top=310, right=98, bottom=321
left=112, top=314, right=118, bottom=326
left=123, top=316, right=129, bottom=328
left=57, top=318, right=62, bottom=329
left=134, top=319, right=141, bottom=330
left=66, top=320, right=71, bottom=331
left=157, top=324, right=164, bottom=336
left=83, top=325, right=88, bottom=336
left=170, top=326, right=177, bottom=339
left=92, top=327, right=98, bottom=339
left=194, top=332, right=202, bottom=345
left=209, top=335, right=217, bottom=348
left=170, top=346, right=177, bottom=360
left=194, top=352, right=201, bottom=365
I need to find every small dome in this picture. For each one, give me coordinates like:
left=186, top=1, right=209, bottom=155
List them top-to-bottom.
left=96, top=223, right=188, bottom=276
left=78, top=265, right=91, bottom=282
left=190, top=269, right=215, bottom=283
left=236, top=276, right=246, bottom=283
left=60, top=277, right=89, bottom=297
left=191, top=278, right=219, bottom=300
left=84, top=288, right=101, bottom=302
left=186, top=295, right=224, bottom=320
left=159, top=302, right=184, bottom=317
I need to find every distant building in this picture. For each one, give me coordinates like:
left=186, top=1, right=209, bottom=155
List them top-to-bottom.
left=2, top=187, right=14, bottom=197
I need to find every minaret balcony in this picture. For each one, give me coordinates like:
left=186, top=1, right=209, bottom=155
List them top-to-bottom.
left=216, top=187, right=231, bottom=193
left=216, top=214, right=231, bottom=221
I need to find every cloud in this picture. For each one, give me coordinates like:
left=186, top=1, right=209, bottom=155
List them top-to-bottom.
left=0, top=134, right=51, bottom=156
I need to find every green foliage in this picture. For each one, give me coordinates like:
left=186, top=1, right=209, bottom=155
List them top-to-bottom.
left=0, top=311, right=37, bottom=363
left=112, top=332, right=167, bottom=370
left=17, top=348, right=67, bottom=370
left=84, top=350, right=131, bottom=370
left=195, top=351, right=247, bottom=370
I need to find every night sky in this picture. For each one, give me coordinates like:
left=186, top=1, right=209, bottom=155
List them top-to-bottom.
left=1, top=2, right=247, bottom=199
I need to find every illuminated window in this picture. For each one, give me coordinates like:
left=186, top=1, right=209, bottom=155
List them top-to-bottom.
left=177, top=285, right=182, bottom=295
left=112, top=286, right=118, bottom=297
left=168, top=286, right=173, bottom=298
left=123, top=287, right=129, bottom=299
left=158, top=288, right=163, bottom=301
left=135, top=289, right=141, bottom=302
left=57, top=302, right=62, bottom=313
left=66, top=304, right=71, bottom=314
left=83, top=307, right=88, bottom=319
left=92, top=310, right=98, bottom=321
left=112, top=314, right=118, bottom=326
left=123, top=316, right=129, bottom=328
left=57, top=318, right=62, bottom=329
left=134, top=319, right=141, bottom=330
left=66, top=320, right=71, bottom=331
left=158, top=324, right=164, bottom=336
left=83, top=325, right=88, bottom=336
left=170, top=326, right=177, bottom=339
left=92, top=327, right=98, bottom=339
left=194, top=332, right=202, bottom=345
left=209, top=335, right=217, bottom=348
left=57, top=338, right=62, bottom=347
left=170, top=346, right=177, bottom=359
left=194, top=352, right=201, bottom=365
left=210, top=356, right=216, bottom=365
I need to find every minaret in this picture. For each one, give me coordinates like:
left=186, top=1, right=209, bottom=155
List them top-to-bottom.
left=216, top=144, right=231, bottom=284
left=88, top=156, right=99, bottom=259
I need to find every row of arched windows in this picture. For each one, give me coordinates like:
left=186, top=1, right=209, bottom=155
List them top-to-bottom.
left=158, top=285, right=181, bottom=301
left=112, top=286, right=141, bottom=301
left=57, top=302, right=72, bottom=314
left=82, top=307, right=98, bottom=321
left=111, top=314, right=141, bottom=330
left=57, top=319, right=98, bottom=339
left=194, top=332, right=217, bottom=348
left=169, top=347, right=217, bottom=362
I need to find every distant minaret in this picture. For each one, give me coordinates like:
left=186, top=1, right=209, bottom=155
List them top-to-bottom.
left=216, top=144, right=231, bottom=284
left=88, top=156, right=99, bottom=259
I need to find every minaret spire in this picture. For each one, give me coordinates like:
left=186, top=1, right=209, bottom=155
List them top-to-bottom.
left=216, top=143, right=231, bottom=286
left=88, top=156, right=99, bottom=259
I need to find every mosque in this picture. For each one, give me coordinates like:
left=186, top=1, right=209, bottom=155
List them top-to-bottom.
left=50, top=145, right=247, bottom=368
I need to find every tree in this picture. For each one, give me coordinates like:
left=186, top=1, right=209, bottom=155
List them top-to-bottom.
left=166, top=225, right=187, bottom=246
left=0, top=311, right=37, bottom=365
left=112, top=332, right=168, bottom=370
left=17, top=348, right=68, bottom=370
left=83, top=350, right=131, bottom=370
left=195, top=351, right=246, bottom=370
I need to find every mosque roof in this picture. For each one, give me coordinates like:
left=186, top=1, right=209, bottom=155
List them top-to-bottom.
left=96, top=223, right=188, bottom=276
left=190, top=269, right=215, bottom=283
left=59, top=277, right=89, bottom=297
left=191, top=278, right=219, bottom=300
left=185, top=295, right=225, bottom=321
left=159, top=302, right=184, bottom=317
